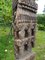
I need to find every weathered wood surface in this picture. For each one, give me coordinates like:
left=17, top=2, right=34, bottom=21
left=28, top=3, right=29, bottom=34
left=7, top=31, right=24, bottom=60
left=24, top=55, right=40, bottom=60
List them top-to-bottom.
left=12, top=0, right=37, bottom=60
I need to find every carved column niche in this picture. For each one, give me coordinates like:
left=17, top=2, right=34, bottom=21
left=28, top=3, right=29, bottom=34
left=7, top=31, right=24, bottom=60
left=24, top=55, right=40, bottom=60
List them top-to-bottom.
left=12, top=0, right=38, bottom=60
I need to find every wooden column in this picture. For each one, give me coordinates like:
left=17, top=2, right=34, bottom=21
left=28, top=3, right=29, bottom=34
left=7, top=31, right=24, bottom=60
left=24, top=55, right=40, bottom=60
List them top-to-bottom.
left=12, top=0, right=38, bottom=60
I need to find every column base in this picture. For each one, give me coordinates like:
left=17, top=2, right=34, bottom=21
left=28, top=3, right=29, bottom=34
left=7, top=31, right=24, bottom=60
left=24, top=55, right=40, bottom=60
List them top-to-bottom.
left=16, top=52, right=35, bottom=60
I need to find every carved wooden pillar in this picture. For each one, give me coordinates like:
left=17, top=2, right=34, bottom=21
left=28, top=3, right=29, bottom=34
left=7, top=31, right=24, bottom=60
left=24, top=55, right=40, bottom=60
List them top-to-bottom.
left=13, top=0, right=38, bottom=60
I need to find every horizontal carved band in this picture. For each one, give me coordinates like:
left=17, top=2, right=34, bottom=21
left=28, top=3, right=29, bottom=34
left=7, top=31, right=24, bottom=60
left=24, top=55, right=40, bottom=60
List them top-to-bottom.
left=18, top=0, right=37, bottom=10
left=18, top=2, right=37, bottom=10
left=18, top=4, right=37, bottom=13
left=16, top=14, right=36, bottom=20
left=16, top=20, right=31, bottom=23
